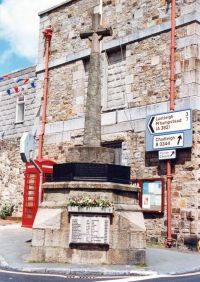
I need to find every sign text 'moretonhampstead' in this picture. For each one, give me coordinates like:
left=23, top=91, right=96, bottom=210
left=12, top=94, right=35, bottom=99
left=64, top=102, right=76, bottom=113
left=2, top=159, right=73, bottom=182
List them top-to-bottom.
left=146, top=109, right=192, bottom=152
left=148, top=110, right=191, bottom=134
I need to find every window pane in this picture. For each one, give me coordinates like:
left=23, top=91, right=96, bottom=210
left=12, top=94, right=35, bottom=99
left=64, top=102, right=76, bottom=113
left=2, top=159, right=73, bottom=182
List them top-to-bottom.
left=16, top=102, right=25, bottom=122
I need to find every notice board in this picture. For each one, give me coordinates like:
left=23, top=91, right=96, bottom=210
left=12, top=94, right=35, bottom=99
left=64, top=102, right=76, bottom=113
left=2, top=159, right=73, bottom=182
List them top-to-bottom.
left=133, top=178, right=164, bottom=213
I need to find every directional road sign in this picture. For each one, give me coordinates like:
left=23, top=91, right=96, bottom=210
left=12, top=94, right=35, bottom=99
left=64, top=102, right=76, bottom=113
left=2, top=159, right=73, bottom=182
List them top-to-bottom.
left=146, top=109, right=192, bottom=152
left=148, top=109, right=191, bottom=134
left=153, top=133, right=183, bottom=149
left=158, top=150, right=176, bottom=160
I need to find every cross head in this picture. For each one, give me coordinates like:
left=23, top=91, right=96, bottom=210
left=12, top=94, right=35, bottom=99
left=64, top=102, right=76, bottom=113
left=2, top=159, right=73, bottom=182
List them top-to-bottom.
left=80, top=13, right=112, bottom=53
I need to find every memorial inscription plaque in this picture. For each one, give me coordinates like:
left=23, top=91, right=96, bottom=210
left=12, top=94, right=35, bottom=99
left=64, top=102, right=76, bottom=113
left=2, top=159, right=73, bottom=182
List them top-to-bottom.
left=69, top=215, right=110, bottom=244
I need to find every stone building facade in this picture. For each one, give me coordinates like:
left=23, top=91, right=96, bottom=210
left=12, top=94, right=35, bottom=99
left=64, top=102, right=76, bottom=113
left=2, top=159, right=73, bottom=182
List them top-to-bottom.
left=1, top=0, right=200, bottom=248
left=35, top=0, right=200, bottom=247
left=0, top=66, right=38, bottom=215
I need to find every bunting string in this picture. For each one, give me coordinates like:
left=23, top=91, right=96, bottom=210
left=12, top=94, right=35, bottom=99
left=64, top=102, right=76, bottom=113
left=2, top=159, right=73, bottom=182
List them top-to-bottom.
left=0, top=75, right=11, bottom=81
left=0, top=76, right=38, bottom=96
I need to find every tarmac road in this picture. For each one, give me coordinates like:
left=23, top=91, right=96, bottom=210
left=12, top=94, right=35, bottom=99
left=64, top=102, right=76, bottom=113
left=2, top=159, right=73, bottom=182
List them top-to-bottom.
left=0, top=269, right=200, bottom=282
left=0, top=269, right=126, bottom=282
left=138, top=273, right=200, bottom=282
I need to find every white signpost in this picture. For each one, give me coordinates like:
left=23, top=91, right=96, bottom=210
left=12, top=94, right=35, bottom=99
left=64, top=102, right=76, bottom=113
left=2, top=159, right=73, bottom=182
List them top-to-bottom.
left=146, top=109, right=192, bottom=152
left=148, top=109, right=191, bottom=134
left=153, top=133, right=183, bottom=149
left=158, top=150, right=176, bottom=160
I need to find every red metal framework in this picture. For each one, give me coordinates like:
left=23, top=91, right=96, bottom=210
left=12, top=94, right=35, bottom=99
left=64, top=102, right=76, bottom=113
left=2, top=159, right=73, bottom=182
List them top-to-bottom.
left=22, top=160, right=55, bottom=228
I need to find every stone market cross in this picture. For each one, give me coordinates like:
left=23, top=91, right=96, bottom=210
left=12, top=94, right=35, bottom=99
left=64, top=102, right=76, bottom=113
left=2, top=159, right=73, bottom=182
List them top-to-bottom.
left=31, top=9, right=146, bottom=266
left=80, top=12, right=112, bottom=147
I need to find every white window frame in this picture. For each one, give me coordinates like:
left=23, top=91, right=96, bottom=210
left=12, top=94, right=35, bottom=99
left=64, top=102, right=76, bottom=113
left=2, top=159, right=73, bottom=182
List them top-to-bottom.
left=15, top=96, right=25, bottom=123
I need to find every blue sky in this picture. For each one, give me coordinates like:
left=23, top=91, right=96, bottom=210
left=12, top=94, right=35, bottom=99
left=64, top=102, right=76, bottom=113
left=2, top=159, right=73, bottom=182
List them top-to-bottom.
left=0, top=0, right=62, bottom=76
left=0, top=38, right=32, bottom=75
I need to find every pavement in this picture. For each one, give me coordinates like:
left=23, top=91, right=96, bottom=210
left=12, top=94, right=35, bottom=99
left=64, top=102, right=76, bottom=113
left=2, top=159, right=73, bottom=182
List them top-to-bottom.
left=0, top=220, right=200, bottom=277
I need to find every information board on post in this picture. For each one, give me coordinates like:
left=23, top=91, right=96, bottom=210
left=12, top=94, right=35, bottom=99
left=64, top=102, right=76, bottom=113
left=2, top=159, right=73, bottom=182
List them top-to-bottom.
left=146, top=109, right=192, bottom=152
left=132, top=179, right=164, bottom=213
left=142, top=181, right=162, bottom=211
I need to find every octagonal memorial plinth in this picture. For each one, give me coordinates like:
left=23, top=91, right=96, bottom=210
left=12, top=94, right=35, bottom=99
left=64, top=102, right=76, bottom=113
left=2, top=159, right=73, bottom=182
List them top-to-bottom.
left=31, top=181, right=146, bottom=265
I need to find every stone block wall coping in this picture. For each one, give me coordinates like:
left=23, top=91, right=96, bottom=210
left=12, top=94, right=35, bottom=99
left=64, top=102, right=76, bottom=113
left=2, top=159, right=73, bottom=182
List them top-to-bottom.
left=38, top=0, right=74, bottom=16
left=36, top=11, right=200, bottom=73
left=0, top=65, right=36, bottom=80
left=43, top=181, right=140, bottom=193
left=40, top=201, right=67, bottom=208
left=39, top=202, right=142, bottom=212
left=114, top=204, right=142, bottom=212
left=67, top=206, right=114, bottom=214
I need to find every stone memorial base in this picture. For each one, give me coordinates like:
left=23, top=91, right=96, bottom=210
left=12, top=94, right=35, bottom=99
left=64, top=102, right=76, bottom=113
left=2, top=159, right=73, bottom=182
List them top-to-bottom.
left=65, top=146, right=115, bottom=164
left=31, top=181, right=146, bottom=265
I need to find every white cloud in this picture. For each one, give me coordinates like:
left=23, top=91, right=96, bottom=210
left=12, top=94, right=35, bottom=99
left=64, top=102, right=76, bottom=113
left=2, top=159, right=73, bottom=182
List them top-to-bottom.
left=0, top=0, right=62, bottom=62
left=0, top=49, right=12, bottom=64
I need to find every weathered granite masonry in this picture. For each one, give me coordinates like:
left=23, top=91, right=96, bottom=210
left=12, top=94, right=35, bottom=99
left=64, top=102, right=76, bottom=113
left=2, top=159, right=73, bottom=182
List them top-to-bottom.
left=1, top=0, right=200, bottom=248
left=34, top=0, right=200, bottom=249
left=0, top=66, right=38, bottom=216
left=0, top=139, right=24, bottom=215
left=31, top=181, right=146, bottom=264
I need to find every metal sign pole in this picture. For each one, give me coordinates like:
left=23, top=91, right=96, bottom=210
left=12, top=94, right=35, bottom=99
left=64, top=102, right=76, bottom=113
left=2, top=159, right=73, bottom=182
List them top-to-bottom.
left=166, top=0, right=176, bottom=248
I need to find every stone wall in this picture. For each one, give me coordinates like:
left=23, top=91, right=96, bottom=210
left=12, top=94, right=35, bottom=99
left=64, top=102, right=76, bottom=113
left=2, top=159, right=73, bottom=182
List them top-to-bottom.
left=0, top=0, right=199, bottom=246
left=34, top=0, right=200, bottom=248
left=38, top=0, right=199, bottom=64
left=38, top=0, right=99, bottom=64
left=0, top=66, right=38, bottom=216
left=0, top=66, right=37, bottom=139
left=0, top=139, right=25, bottom=215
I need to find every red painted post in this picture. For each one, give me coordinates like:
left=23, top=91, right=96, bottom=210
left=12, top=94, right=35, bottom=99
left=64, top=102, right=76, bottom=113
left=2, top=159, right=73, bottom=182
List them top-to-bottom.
left=166, top=0, right=176, bottom=248
left=170, top=0, right=176, bottom=112
left=38, top=26, right=53, bottom=160
left=166, top=160, right=173, bottom=247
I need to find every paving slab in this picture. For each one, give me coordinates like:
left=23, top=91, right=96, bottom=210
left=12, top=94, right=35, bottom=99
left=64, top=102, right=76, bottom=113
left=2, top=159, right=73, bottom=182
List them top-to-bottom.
left=0, top=221, right=200, bottom=276
left=146, top=247, right=200, bottom=275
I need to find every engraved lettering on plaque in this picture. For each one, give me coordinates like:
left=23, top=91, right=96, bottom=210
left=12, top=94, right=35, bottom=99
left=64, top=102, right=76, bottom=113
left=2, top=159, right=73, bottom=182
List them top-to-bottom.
left=69, top=215, right=110, bottom=244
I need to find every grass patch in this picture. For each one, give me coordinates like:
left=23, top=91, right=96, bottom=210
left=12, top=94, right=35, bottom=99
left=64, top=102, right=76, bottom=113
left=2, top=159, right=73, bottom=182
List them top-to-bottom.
left=147, top=242, right=165, bottom=249
left=135, top=262, right=148, bottom=267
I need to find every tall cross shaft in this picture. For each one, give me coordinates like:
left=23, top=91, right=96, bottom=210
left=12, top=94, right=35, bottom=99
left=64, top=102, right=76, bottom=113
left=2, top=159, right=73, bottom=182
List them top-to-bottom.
left=80, top=13, right=112, bottom=147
